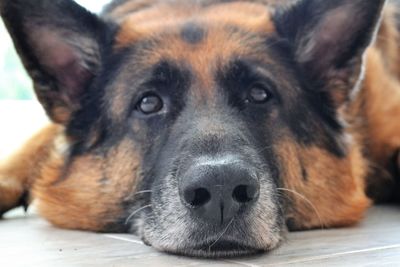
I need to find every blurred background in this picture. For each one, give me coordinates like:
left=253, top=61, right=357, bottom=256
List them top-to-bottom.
left=0, top=0, right=111, bottom=99
left=0, top=0, right=111, bottom=159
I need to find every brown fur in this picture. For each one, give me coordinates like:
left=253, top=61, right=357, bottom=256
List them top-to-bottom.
left=1, top=0, right=399, bottom=234
left=113, top=2, right=276, bottom=101
left=0, top=125, right=62, bottom=215
left=34, top=138, right=141, bottom=231
left=276, top=139, right=371, bottom=229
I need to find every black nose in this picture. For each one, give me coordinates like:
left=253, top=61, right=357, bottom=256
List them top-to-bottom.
left=179, top=161, right=260, bottom=225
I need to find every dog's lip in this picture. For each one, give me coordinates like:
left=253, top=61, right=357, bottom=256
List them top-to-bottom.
left=148, top=234, right=280, bottom=258
left=180, top=239, right=265, bottom=258
left=195, top=239, right=255, bottom=251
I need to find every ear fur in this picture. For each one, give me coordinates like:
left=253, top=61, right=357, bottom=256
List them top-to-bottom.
left=1, top=0, right=111, bottom=123
left=274, top=0, right=386, bottom=105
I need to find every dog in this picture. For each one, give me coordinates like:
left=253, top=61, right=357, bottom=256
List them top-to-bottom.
left=0, top=0, right=399, bottom=258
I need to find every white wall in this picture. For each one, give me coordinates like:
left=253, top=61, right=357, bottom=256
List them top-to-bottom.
left=75, top=0, right=112, bottom=13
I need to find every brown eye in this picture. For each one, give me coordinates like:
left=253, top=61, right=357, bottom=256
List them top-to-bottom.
left=248, top=85, right=272, bottom=104
left=138, top=94, right=163, bottom=114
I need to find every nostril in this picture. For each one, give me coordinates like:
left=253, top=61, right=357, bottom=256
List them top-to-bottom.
left=232, top=184, right=258, bottom=203
left=184, top=187, right=211, bottom=207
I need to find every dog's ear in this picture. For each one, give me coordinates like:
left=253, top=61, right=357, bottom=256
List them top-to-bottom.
left=1, top=0, right=111, bottom=123
left=274, top=0, right=385, bottom=105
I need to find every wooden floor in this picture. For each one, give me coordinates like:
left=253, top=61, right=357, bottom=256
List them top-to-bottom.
left=1, top=206, right=400, bottom=267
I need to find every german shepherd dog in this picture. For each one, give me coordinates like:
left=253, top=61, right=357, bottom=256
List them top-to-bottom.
left=0, top=0, right=399, bottom=258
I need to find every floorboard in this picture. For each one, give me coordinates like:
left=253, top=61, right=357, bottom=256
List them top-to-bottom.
left=1, top=206, right=399, bottom=267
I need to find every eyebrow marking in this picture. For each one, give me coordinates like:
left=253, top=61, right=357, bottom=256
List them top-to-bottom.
left=180, top=22, right=206, bottom=44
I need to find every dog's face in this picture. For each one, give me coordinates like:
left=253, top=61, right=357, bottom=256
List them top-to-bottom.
left=1, top=0, right=384, bottom=257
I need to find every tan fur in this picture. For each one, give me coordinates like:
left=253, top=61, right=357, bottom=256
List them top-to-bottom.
left=0, top=1, right=399, bottom=233
left=116, top=1, right=275, bottom=46
left=111, top=2, right=276, bottom=109
left=277, top=3, right=400, bottom=228
left=363, top=48, right=400, bottom=168
left=0, top=125, right=62, bottom=214
left=34, top=138, right=141, bottom=231
left=276, top=139, right=371, bottom=229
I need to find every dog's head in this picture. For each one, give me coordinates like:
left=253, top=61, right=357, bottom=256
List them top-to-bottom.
left=1, top=0, right=384, bottom=257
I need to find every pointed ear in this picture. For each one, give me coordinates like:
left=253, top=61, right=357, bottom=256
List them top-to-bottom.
left=1, top=0, right=111, bottom=123
left=274, top=0, right=386, bottom=105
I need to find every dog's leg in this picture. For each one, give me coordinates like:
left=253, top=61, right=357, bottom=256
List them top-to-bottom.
left=0, top=124, right=62, bottom=217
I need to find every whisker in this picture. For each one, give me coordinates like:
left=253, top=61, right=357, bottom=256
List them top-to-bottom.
left=257, top=145, right=273, bottom=154
left=277, top=187, right=325, bottom=229
left=134, top=190, right=153, bottom=195
left=124, top=204, right=152, bottom=225
left=208, top=218, right=235, bottom=252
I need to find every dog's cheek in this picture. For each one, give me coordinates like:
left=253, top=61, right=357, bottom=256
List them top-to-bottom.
left=33, top=138, right=141, bottom=232
left=275, top=138, right=371, bottom=230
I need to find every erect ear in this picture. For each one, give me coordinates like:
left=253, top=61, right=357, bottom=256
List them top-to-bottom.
left=1, top=0, right=111, bottom=124
left=274, top=0, right=386, bottom=106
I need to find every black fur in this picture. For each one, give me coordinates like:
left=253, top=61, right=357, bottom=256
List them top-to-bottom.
left=0, top=0, right=114, bottom=123
left=0, top=0, right=387, bottom=258
left=274, top=0, right=385, bottom=88
left=181, top=22, right=206, bottom=44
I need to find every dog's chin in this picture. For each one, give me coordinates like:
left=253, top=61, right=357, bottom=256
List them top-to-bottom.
left=144, top=237, right=279, bottom=258
left=181, top=240, right=267, bottom=258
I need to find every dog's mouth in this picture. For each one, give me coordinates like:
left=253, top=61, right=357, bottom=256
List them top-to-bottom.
left=138, top=153, right=283, bottom=258
left=140, top=212, right=282, bottom=258
left=171, top=239, right=266, bottom=258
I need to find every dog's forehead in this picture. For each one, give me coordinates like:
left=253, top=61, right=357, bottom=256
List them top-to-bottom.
left=105, top=2, right=280, bottom=119
left=111, top=2, right=276, bottom=92
left=116, top=2, right=275, bottom=43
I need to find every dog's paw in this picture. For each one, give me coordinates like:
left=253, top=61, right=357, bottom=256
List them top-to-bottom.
left=0, top=177, right=27, bottom=218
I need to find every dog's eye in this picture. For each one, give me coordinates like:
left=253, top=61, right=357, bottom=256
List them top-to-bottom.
left=247, top=84, right=272, bottom=104
left=137, top=94, right=163, bottom=114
